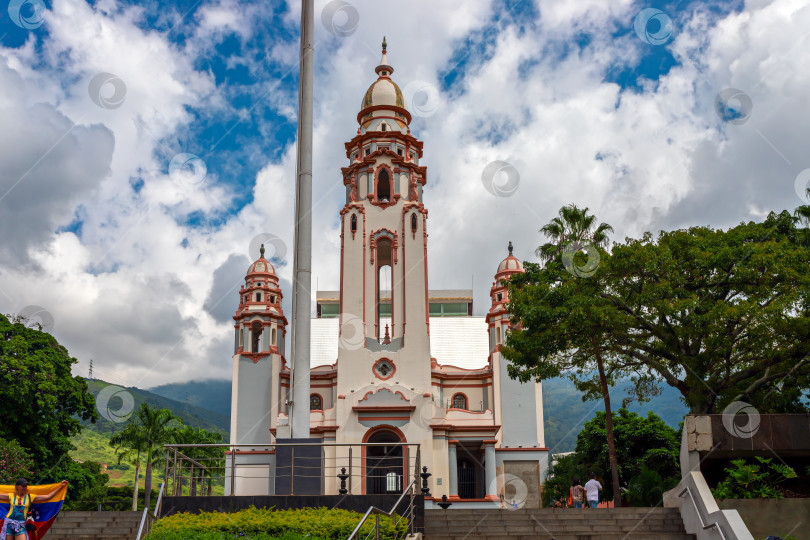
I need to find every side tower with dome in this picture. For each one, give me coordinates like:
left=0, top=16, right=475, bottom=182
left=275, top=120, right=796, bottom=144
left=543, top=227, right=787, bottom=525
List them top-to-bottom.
left=228, top=40, right=548, bottom=507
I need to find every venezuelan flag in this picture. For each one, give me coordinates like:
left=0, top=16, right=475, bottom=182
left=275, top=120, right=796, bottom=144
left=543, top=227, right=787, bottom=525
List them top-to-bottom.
left=0, top=483, right=67, bottom=539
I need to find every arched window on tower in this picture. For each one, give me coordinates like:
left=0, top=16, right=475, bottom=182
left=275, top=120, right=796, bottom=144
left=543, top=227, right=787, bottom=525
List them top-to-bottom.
left=377, top=169, right=391, bottom=202
left=411, top=213, right=417, bottom=233
left=351, top=214, right=357, bottom=233
left=376, top=238, right=393, bottom=341
left=251, top=321, right=262, bottom=353
left=496, top=326, right=502, bottom=346
left=271, top=327, right=277, bottom=346
left=452, top=393, right=468, bottom=410
left=310, top=394, right=322, bottom=410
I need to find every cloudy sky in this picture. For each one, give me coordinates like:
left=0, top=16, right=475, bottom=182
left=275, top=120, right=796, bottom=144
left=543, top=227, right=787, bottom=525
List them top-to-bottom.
left=1, top=0, right=808, bottom=388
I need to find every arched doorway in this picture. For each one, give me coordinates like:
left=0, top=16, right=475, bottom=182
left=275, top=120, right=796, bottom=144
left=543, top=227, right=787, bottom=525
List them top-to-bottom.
left=365, top=428, right=404, bottom=495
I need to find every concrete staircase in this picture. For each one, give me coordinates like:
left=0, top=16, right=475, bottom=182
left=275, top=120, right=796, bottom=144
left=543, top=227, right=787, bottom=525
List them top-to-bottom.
left=424, top=507, right=695, bottom=540
left=46, top=511, right=143, bottom=540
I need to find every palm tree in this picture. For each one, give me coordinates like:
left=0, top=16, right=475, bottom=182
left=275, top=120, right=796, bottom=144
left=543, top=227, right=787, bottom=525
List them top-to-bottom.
left=794, top=188, right=810, bottom=246
left=536, top=204, right=613, bottom=261
left=537, top=204, right=621, bottom=507
left=109, top=404, right=181, bottom=510
left=110, top=425, right=145, bottom=511
left=171, top=425, right=223, bottom=496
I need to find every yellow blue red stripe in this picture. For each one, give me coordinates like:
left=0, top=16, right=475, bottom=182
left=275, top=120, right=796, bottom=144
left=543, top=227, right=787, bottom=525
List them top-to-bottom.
left=1, top=483, right=67, bottom=538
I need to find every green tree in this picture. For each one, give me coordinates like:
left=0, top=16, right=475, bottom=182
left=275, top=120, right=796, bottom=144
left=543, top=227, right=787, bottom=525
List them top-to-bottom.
left=508, top=204, right=622, bottom=506
left=504, top=209, right=810, bottom=414
left=0, top=313, right=97, bottom=469
left=109, top=404, right=180, bottom=510
left=574, top=409, right=680, bottom=502
left=110, top=424, right=146, bottom=510
left=171, top=425, right=223, bottom=496
left=0, top=439, right=35, bottom=483
left=55, top=460, right=110, bottom=511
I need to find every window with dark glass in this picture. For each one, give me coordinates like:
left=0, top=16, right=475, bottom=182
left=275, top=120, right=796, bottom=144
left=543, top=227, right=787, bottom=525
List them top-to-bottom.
left=377, top=169, right=391, bottom=201
left=411, top=213, right=417, bottom=232
left=351, top=214, right=357, bottom=233
left=310, top=394, right=322, bottom=410
left=452, top=394, right=467, bottom=410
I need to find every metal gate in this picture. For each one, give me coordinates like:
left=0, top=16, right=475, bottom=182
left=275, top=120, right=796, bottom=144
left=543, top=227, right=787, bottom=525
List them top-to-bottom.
left=457, top=459, right=477, bottom=499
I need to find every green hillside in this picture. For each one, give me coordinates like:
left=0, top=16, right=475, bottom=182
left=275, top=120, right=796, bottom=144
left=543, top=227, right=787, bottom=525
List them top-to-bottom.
left=147, top=378, right=232, bottom=418
left=71, top=379, right=229, bottom=487
left=82, top=379, right=229, bottom=436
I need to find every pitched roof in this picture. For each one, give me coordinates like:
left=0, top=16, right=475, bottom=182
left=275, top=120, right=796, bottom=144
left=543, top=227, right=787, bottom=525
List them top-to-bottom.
left=309, top=316, right=489, bottom=370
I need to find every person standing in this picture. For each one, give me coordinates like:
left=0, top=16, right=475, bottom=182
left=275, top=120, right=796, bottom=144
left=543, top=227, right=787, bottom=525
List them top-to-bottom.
left=584, top=473, right=602, bottom=509
left=570, top=478, right=585, bottom=508
left=1, top=479, right=68, bottom=540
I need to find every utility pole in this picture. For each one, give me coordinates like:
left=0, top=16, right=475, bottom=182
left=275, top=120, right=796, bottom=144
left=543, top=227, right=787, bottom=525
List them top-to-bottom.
left=289, top=0, right=314, bottom=439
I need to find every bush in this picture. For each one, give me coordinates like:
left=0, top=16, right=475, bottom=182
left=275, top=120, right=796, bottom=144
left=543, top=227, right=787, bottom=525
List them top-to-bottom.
left=0, top=439, right=35, bottom=484
left=712, top=457, right=797, bottom=499
left=623, top=466, right=678, bottom=507
left=147, top=507, right=408, bottom=540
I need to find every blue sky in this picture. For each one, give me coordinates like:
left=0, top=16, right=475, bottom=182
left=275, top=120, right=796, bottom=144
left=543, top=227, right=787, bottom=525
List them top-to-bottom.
left=1, top=0, right=808, bottom=386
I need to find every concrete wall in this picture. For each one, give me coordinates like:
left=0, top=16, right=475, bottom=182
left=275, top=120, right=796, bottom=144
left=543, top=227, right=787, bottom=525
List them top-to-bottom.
left=498, top=358, right=539, bottom=447
left=717, top=499, right=810, bottom=540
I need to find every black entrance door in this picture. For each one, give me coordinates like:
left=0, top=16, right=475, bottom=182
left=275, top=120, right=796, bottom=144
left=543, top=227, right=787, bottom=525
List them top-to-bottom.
left=366, top=430, right=404, bottom=494
left=457, top=457, right=478, bottom=499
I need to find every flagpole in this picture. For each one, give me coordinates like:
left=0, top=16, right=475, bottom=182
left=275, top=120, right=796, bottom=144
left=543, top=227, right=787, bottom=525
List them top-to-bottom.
left=289, top=0, right=314, bottom=439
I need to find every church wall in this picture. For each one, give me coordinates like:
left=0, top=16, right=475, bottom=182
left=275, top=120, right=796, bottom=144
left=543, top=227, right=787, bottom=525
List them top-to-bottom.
left=235, top=355, right=274, bottom=445
left=497, top=356, right=540, bottom=447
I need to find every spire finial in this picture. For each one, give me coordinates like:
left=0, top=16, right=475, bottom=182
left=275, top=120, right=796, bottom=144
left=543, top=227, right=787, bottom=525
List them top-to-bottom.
left=382, top=36, right=387, bottom=53
left=508, top=241, right=513, bottom=255
left=260, top=244, right=265, bottom=258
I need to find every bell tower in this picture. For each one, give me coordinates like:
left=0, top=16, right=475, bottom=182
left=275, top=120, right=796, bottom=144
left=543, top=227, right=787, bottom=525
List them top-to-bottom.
left=336, top=38, right=432, bottom=403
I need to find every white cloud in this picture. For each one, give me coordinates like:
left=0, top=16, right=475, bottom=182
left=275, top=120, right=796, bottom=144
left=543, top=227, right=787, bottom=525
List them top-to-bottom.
left=1, top=0, right=808, bottom=388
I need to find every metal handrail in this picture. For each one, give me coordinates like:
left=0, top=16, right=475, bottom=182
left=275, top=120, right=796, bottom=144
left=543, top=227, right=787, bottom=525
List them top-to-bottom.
left=348, top=478, right=416, bottom=540
left=135, top=482, right=165, bottom=540
left=678, top=485, right=727, bottom=540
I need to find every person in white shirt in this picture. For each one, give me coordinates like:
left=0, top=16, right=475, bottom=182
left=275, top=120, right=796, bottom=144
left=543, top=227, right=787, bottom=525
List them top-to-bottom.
left=583, top=473, right=602, bottom=508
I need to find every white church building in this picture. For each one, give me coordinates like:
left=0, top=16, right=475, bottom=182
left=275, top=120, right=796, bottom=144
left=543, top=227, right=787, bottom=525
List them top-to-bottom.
left=229, top=41, right=548, bottom=508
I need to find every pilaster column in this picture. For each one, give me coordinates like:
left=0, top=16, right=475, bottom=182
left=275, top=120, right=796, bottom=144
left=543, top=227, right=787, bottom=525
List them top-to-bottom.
left=483, top=439, right=498, bottom=501
left=448, top=440, right=459, bottom=500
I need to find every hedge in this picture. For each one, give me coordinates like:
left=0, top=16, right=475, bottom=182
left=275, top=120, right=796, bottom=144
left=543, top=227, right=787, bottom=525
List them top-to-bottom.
left=146, top=506, right=409, bottom=540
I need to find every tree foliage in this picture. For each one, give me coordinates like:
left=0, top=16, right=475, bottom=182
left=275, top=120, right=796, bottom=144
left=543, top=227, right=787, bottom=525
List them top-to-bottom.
left=504, top=209, right=810, bottom=414
left=0, top=313, right=98, bottom=469
left=109, top=403, right=181, bottom=510
left=543, top=408, right=680, bottom=506
left=574, top=409, right=680, bottom=501
left=0, top=438, right=35, bottom=484
left=712, top=457, right=797, bottom=499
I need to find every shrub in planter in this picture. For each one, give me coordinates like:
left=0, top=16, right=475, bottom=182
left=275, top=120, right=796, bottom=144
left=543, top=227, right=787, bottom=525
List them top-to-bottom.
left=712, top=457, right=797, bottom=499
left=146, top=506, right=409, bottom=540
